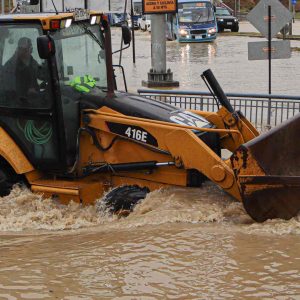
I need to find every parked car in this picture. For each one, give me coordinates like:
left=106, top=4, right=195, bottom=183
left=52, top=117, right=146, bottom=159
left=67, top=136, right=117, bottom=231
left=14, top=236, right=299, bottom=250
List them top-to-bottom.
left=215, top=7, right=239, bottom=32
left=108, top=12, right=128, bottom=27
left=127, top=14, right=141, bottom=29
left=138, top=15, right=151, bottom=32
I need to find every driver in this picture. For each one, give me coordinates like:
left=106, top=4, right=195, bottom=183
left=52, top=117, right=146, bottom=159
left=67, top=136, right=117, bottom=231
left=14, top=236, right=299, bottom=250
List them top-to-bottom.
left=3, top=37, right=42, bottom=101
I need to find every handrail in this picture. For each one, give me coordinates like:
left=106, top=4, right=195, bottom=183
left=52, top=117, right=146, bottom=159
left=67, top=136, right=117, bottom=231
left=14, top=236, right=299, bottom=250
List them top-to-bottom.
left=137, top=89, right=300, bottom=101
left=137, top=89, right=300, bottom=129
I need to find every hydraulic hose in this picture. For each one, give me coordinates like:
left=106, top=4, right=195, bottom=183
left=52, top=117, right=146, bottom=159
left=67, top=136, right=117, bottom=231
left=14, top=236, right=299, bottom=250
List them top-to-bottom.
left=17, top=120, right=52, bottom=145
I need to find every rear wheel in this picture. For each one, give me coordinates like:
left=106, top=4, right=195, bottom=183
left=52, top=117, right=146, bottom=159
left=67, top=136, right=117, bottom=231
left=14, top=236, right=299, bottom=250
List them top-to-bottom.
left=0, top=160, right=21, bottom=197
left=99, top=185, right=150, bottom=216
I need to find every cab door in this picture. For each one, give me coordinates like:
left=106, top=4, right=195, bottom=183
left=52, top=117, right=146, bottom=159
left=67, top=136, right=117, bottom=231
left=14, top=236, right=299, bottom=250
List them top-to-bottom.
left=0, top=24, right=66, bottom=171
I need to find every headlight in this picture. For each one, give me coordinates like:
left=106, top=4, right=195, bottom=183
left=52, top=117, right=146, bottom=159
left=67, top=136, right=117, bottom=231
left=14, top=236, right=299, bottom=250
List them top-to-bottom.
left=90, top=15, right=97, bottom=25
left=65, top=18, right=72, bottom=28
left=218, top=18, right=224, bottom=22
left=234, top=18, right=238, bottom=22
left=208, top=27, right=216, bottom=34
left=179, top=29, right=188, bottom=35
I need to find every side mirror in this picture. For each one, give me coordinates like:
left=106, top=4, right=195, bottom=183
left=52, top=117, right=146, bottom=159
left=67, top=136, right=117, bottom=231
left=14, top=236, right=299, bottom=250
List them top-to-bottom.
left=30, top=0, right=39, bottom=4
left=122, top=25, right=131, bottom=45
left=37, top=35, right=56, bottom=59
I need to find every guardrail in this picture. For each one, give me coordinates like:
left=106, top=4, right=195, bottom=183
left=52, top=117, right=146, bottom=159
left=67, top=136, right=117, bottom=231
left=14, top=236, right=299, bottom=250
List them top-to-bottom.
left=137, top=89, right=300, bottom=129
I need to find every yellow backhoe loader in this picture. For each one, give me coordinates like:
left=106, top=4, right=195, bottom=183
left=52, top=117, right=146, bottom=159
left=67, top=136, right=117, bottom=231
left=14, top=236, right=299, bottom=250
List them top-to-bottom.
left=0, top=9, right=299, bottom=222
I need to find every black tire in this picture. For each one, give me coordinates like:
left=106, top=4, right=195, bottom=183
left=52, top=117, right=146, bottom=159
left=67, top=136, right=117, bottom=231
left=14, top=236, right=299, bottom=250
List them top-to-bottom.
left=231, top=26, right=239, bottom=32
left=0, top=161, right=20, bottom=197
left=99, top=185, right=150, bottom=215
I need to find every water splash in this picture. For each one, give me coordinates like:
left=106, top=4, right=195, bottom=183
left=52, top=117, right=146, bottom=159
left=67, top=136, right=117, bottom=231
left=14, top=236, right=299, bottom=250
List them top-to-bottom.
left=0, top=183, right=299, bottom=235
left=0, top=185, right=113, bottom=232
left=247, top=217, right=300, bottom=235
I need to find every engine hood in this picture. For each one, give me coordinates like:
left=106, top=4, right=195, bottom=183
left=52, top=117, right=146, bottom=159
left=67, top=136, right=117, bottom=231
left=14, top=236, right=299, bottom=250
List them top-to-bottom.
left=81, top=91, right=213, bottom=129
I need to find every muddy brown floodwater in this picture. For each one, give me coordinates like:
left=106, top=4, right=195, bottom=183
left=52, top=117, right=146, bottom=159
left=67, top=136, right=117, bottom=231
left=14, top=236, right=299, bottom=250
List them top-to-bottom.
left=1, top=26, right=300, bottom=299
left=1, top=184, right=300, bottom=299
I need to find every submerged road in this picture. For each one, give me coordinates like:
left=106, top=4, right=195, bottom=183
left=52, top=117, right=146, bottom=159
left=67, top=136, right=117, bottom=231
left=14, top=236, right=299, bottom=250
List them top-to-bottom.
left=112, top=21, right=300, bottom=96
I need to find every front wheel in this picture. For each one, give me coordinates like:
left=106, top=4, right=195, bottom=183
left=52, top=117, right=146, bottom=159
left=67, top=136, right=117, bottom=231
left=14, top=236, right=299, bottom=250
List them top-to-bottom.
left=231, top=26, right=239, bottom=32
left=98, top=185, right=150, bottom=216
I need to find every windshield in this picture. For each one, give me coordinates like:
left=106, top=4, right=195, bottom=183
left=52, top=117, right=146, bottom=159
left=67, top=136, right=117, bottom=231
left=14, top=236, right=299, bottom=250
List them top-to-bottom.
left=178, top=2, right=214, bottom=24
left=216, top=8, right=231, bottom=16
left=51, top=22, right=107, bottom=91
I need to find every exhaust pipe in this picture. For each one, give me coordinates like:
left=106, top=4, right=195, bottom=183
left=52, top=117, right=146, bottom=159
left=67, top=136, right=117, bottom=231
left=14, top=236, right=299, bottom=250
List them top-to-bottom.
left=202, top=69, right=234, bottom=113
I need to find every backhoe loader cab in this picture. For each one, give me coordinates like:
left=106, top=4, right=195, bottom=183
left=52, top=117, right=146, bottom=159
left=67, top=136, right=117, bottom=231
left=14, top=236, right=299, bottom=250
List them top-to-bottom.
left=0, top=11, right=299, bottom=222
left=0, top=11, right=109, bottom=172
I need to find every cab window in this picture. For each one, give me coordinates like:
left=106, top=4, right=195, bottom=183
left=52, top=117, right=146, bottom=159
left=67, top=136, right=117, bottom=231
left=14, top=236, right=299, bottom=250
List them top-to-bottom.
left=0, top=24, right=52, bottom=109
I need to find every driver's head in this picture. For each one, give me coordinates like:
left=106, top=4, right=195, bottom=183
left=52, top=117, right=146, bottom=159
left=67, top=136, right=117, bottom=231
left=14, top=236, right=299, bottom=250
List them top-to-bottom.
left=17, top=37, right=33, bottom=59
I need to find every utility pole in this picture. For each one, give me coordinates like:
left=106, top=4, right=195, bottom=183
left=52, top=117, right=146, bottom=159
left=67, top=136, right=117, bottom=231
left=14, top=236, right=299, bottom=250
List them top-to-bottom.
left=1, top=0, right=4, bottom=14
left=108, top=0, right=111, bottom=11
left=119, top=0, right=128, bottom=65
left=131, top=0, right=136, bottom=64
left=234, top=0, right=237, bottom=17
left=288, top=0, right=292, bottom=34
left=142, top=14, right=179, bottom=87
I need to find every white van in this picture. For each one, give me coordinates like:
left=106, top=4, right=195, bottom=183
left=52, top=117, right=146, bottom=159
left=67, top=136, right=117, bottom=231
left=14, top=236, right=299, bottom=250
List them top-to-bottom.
left=138, top=15, right=151, bottom=32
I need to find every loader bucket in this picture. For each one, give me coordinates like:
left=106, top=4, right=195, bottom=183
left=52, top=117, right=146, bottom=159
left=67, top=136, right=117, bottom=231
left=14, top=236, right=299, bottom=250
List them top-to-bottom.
left=231, top=113, right=300, bottom=222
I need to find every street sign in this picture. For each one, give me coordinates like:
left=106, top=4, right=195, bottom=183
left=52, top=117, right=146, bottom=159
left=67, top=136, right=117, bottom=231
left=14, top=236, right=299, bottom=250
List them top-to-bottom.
left=142, top=0, right=178, bottom=14
left=247, top=0, right=293, bottom=39
left=292, top=0, right=297, bottom=4
left=248, top=40, right=291, bottom=60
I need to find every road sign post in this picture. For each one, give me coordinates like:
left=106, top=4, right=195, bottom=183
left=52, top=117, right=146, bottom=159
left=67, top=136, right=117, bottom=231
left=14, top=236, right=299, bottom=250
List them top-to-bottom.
left=247, top=0, right=293, bottom=126
left=268, top=5, right=272, bottom=125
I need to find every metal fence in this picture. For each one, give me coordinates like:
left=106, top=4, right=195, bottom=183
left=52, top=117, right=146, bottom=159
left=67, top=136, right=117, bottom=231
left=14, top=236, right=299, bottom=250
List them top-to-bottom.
left=138, top=89, right=300, bottom=129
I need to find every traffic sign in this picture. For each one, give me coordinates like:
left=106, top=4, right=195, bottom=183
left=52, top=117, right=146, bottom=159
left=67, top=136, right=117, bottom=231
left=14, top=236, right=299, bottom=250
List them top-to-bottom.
left=142, top=0, right=178, bottom=14
left=247, top=0, right=293, bottom=39
left=292, top=0, right=297, bottom=5
left=248, top=40, right=291, bottom=60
